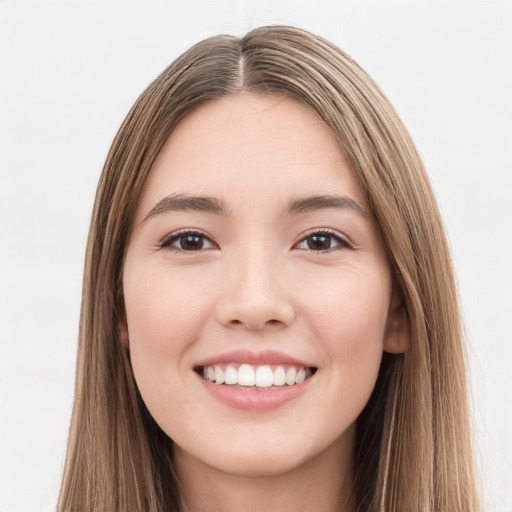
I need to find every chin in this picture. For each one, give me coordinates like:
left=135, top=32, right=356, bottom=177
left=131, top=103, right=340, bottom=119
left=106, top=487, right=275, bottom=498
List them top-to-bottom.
left=172, top=422, right=352, bottom=480
left=198, top=444, right=312, bottom=478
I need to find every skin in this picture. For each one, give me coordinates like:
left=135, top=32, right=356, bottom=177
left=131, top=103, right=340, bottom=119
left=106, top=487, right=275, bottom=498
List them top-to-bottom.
left=120, top=93, right=408, bottom=512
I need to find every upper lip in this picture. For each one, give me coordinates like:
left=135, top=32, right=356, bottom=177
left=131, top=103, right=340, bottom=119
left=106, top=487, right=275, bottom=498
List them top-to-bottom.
left=195, top=349, right=315, bottom=368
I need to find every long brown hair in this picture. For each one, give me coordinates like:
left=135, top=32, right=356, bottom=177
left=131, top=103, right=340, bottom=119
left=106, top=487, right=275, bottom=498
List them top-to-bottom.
left=58, top=25, right=481, bottom=511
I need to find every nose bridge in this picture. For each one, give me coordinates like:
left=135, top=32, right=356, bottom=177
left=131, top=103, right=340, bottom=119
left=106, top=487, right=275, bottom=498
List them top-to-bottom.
left=216, top=240, right=294, bottom=330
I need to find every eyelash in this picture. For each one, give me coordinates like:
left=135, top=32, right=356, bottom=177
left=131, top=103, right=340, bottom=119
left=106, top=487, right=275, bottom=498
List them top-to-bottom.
left=158, top=229, right=352, bottom=253
left=295, top=229, right=352, bottom=252
left=159, top=230, right=217, bottom=252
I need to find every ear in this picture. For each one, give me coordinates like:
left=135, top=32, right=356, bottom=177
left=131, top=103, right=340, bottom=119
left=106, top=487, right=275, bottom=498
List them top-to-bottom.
left=116, top=284, right=130, bottom=349
left=383, top=286, right=410, bottom=354
left=118, top=317, right=130, bottom=348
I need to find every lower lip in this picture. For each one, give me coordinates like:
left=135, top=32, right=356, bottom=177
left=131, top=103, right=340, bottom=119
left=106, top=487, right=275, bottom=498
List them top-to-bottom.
left=197, top=374, right=312, bottom=411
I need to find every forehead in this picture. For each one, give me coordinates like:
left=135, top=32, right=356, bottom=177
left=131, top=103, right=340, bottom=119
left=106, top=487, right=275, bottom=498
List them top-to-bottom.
left=137, top=93, right=367, bottom=215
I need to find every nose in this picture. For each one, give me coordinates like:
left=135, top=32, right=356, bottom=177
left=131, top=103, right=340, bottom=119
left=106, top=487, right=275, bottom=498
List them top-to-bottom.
left=214, top=246, right=295, bottom=331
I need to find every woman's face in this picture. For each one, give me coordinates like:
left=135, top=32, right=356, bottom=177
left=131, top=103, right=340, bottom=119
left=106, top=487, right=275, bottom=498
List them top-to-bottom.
left=121, top=94, right=406, bottom=478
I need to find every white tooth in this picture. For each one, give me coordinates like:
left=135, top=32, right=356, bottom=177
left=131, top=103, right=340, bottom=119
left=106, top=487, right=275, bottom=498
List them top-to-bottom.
left=238, top=364, right=255, bottom=386
left=214, top=365, right=225, bottom=384
left=224, top=365, right=238, bottom=385
left=255, top=365, right=273, bottom=387
left=207, top=366, right=215, bottom=381
left=273, top=366, right=286, bottom=386
left=203, top=367, right=208, bottom=379
left=285, top=367, right=297, bottom=386
left=295, top=368, right=306, bottom=384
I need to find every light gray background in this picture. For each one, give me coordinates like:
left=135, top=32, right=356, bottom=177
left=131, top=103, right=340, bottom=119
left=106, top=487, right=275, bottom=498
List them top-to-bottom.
left=1, top=1, right=511, bottom=511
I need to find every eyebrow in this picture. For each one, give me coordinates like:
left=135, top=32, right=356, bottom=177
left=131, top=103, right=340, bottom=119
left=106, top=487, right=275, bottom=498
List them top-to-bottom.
left=144, top=192, right=366, bottom=221
left=144, top=193, right=231, bottom=220
left=285, top=195, right=366, bottom=217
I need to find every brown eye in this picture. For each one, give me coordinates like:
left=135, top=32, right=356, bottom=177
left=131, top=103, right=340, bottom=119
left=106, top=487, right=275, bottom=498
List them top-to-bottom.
left=296, top=230, right=351, bottom=252
left=160, top=231, right=216, bottom=251
left=180, top=234, right=204, bottom=250
left=307, top=234, right=331, bottom=250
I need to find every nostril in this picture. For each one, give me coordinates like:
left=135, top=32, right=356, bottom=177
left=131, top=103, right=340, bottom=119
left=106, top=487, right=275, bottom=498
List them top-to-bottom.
left=225, top=317, right=289, bottom=330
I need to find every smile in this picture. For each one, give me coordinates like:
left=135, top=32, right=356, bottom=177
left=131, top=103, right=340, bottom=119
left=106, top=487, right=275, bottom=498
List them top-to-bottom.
left=194, top=350, right=318, bottom=410
left=199, top=363, right=316, bottom=388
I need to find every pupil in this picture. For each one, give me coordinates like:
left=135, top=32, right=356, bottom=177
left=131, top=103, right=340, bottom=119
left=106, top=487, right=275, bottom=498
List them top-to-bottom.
left=181, top=235, right=203, bottom=250
left=308, top=235, right=330, bottom=250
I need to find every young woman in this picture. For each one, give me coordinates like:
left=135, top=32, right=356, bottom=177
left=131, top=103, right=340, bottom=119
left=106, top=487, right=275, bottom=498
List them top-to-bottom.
left=58, top=25, right=481, bottom=512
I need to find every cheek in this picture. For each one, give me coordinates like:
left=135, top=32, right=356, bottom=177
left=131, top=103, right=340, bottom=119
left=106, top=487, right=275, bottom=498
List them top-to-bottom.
left=125, top=264, right=214, bottom=349
left=122, top=265, right=216, bottom=408
left=299, top=267, right=390, bottom=379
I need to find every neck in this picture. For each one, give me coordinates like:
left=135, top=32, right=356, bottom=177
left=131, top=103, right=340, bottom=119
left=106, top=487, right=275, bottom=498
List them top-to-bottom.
left=174, top=430, right=355, bottom=512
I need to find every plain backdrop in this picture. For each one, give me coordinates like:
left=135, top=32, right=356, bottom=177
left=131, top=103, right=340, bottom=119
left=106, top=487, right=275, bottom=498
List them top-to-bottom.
left=1, top=1, right=511, bottom=511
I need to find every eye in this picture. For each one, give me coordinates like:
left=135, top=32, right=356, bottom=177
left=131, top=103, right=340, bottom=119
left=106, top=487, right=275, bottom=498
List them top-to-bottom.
left=159, top=230, right=217, bottom=252
left=295, top=230, right=351, bottom=252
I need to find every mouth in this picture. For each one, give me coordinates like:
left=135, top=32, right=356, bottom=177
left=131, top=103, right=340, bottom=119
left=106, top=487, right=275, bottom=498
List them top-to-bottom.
left=194, top=351, right=317, bottom=410
left=194, top=363, right=318, bottom=390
